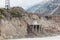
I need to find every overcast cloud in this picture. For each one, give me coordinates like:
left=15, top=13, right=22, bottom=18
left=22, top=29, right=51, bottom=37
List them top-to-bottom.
left=0, top=0, right=49, bottom=9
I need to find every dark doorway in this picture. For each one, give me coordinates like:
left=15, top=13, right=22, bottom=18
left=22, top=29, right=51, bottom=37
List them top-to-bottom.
left=27, top=25, right=40, bottom=34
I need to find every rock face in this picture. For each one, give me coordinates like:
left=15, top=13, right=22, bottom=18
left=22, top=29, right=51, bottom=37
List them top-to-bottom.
left=0, top=7, right=60, bottom=39
left=0, top=7, right=28, bottom=39
left=0, top=14, right=60, bottom=38
left=1, top=18, right=27, bottom=39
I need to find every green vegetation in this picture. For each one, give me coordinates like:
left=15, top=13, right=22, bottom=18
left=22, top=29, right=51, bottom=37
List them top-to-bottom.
left=0, top=7, right=24, bottom=18
left=0, top=8, right=5, bottom=19
left=0, top=8, right=4, bottom=14
left=11, top=12, right=22, bottom=17
left=0, top=15, right=4, bottom=19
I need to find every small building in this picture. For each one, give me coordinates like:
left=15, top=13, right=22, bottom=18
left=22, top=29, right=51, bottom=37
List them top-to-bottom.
left=27, top=20, right=42, bottom=34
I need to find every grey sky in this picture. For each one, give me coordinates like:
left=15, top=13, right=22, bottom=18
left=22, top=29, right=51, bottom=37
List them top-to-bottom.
left=0, top=0, right=49, bottom=9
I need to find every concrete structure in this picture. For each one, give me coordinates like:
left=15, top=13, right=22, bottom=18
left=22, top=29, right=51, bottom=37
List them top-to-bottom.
left=27, top=20, right=42, bottom=34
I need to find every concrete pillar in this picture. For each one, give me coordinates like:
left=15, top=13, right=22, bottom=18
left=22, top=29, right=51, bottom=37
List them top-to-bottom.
left=31, top=25, right=32, bottom=32
left=32, top=25, right=34, bottom=32
left=36, top=25, right=37, bottom=32
left=37, top=25, right=38, bottom=32
left=39, top=25, right=40, bottom=33
left=40, top=25, right=41, bottom=32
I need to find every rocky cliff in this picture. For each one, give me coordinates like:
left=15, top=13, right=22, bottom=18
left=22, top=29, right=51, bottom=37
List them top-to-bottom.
left=0, top=7, right=60, bottom=39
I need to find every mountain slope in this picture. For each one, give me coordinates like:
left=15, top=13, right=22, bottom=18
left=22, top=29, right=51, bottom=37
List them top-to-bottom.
left=27, top=0, right=60, bottom=15
left=52, top=6, right=60, bottom=15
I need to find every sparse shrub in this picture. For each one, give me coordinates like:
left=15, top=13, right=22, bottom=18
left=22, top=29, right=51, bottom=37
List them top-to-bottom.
left=0, top=8, right=4, bottom=14
left=0, top=8, right=6, bottom=16
left=0, top=9, right=5, bottom=19
left=11, top=12, right=22, bottom=17
left=0, top=15, right=3, bottom=19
